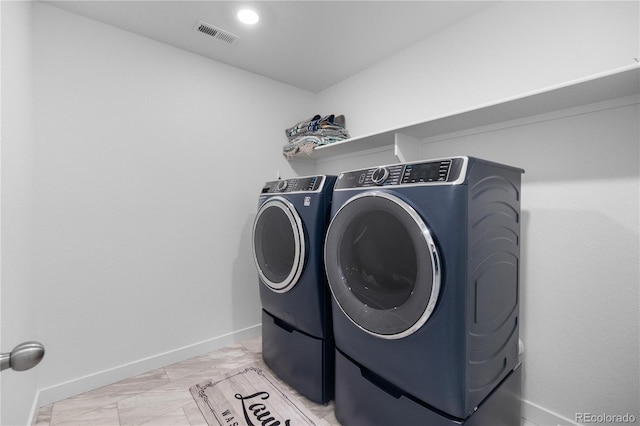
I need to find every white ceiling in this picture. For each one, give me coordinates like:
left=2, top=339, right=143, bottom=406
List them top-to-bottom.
left=45, top=1, right=498, bottom=92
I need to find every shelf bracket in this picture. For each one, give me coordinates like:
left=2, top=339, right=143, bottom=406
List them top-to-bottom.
left=394, top=133, right=421, bottom=163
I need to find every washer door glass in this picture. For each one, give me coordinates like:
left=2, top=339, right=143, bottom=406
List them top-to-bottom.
left=324, top=191, right=441, bottom=339
left=253, top=197, right=306, bottom=293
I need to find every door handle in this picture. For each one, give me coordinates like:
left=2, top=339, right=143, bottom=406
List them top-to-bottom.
left=0, top=341, right=45, bottom=372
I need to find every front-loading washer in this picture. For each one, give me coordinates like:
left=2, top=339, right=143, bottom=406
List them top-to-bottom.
left=324, top=157, right=524, bottom=425
left=252, top=175, right=336, bottom=404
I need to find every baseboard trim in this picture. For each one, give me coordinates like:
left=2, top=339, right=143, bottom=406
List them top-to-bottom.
left=34, top=324, right=261, bottom=412
left=522, top=399, right=579, bottom=426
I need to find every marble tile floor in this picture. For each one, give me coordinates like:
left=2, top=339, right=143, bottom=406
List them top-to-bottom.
left=33, top=336, right=338, bottom=426
left=34, top=336, right=537, bottom=426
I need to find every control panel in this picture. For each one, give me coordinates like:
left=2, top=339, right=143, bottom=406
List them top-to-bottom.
left=334, top=158, right=466, bottom=189
left=261, top=175, right=325, bottom=193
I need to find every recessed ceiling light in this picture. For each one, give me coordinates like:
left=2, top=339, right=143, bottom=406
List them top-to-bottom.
left=237, top=8, right=259, bottom=25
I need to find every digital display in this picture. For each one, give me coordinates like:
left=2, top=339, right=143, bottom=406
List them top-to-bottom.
left=406, top=163, right=441, bottom=182
left=335, top=172, right=367, bottom=189
left=296, top=178, right=314, bottom=191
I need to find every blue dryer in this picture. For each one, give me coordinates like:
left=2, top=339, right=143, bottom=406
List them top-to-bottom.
left=324, top=157, right=523, bottom=425
left=252, top=175, right=336, bottom=404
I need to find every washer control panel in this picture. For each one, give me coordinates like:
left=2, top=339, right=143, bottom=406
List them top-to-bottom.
left=335, top=157, right=466, bottom=189
left=261, top=175, right=326, bottom=193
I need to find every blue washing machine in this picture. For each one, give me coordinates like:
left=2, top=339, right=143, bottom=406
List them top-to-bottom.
left=324, top=157, right=524, bottom=425
left=252, top=175, right=336, bottom=404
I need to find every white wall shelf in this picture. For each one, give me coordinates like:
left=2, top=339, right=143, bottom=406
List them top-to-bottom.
left=288, top=64, right=640, bottom=164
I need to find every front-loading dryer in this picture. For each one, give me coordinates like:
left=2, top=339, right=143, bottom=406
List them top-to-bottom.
left=324, top=157, right=524, bottom=425
left=252, top=175, right=336, bottom=404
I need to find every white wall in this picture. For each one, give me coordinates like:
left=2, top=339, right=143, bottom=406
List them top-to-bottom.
left=314, top=1, right=639, bottom=424
left=318, top=1, right=639, bottom=139
left=0, top=2, right=40, bottom=425
left=29, top=2, right=314, bottom=406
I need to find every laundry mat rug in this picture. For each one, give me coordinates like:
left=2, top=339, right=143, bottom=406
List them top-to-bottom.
left=189, top=367, right=322, bottom=426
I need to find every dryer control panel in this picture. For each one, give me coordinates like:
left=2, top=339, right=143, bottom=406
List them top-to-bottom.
left=335, top=157, right=467, bottom=189
left=261, top=175, right=326, bottom=193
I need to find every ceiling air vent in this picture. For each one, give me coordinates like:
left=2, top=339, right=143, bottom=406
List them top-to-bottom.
left=194, top=20, right=240, bottom=45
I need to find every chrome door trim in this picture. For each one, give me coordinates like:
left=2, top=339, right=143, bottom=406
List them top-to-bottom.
left=324, top=190, right=441, bottom=339
left=252, top=196, right=306, bottom=293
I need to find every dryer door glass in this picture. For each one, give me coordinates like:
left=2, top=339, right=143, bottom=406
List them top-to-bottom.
left=325, top=192, right=441, bottom=339
left=253, top=197, right=305, bottom=293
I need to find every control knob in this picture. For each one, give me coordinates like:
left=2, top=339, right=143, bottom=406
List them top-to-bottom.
left=371, top=167, right=389, bottom=185
left=276, top=180, right=288, bottom=191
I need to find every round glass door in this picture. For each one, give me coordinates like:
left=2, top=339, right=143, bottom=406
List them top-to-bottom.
left=324, top=191, right=441, bottom=339
left=253, top=197, right=306, bottom=293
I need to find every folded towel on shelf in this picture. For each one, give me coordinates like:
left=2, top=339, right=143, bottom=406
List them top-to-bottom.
left=283, top=114, right=349, bottom=158
left=285, top=115, right=322, bottom=139
left=282, top=136, right=324, bottom=159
